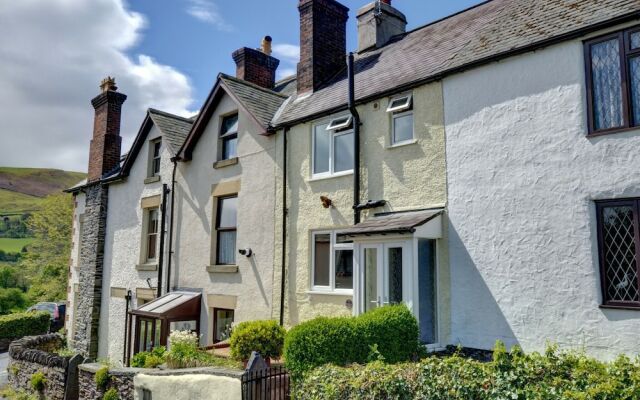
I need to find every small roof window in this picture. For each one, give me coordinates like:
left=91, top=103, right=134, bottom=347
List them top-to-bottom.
left=386, top=95, right=413, bottom=113
left=220, top=114, right=239, bottom=138
left=326, top=115, right=353, bottom=131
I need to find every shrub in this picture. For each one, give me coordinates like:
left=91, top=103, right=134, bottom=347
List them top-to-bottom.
left=284, top=304, right=419, bottom=377
left=0, top=311, right=50, bottom=339
left=230, top=320, right=286, bottom=361
left=164, top=330, right=242, bottom=370
left=293, top=343, right=640, bottom=399
left=131, top=346, right=166, bottom=368
left=94, top=366, right=110, bottom=391
left=30, top=371, right=46, bottom=392
left=102, top=388, right=120, bottom=400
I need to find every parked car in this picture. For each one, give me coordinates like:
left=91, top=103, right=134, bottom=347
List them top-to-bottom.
left=27, top=302, right=66, bottom=332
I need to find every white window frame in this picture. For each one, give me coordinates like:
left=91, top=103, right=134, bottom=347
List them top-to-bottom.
left=388, top=94, right=414, bottom=145
left=326, top=115, right=353, bottom=131
left=311, top=117, right=355, bottom=179
left=149, top=138, right=162, bottom=178
left=141, top=208, right=160, bottom=264
left=311, top=231, right=354, bottom=294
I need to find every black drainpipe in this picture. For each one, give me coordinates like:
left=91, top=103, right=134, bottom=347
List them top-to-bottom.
left=348, top=53, right=361, bottom=225
left=279, top=127, right=289, bottom=326
left=166, top=159, right=178, bottom=294
left=157, top=184, right=169, bottom=298
left=123, top=289, right=132, bottom=365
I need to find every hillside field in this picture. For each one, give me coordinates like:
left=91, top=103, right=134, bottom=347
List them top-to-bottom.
left=0, top=238, right=33, bottom=253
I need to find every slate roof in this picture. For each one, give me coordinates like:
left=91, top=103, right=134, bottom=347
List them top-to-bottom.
left=274, top=0, right=640, bottom=126
left=219, top=74, right=288, bottom=129
left=148, top=109, right=193, bottom=156
left=340, top=209, right=442, bottom=237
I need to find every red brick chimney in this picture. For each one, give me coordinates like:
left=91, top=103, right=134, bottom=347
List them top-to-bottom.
left=297, top=0, right=349, bottom=94
left=232, top=36, right=281, bottom=89
left=87, top=77, right=127, bottom=183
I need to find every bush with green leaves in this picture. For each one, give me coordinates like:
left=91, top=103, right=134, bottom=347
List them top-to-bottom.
left=284, top=304, right=420, bottom=377
left=0, top=311, right=50, bottom=339
left=230, top=320, right=286, bottom=361
left=294, top=342, right=640, bottom=399
left=131, top=346, right=166, bottom=368
left=94, top=366, right=111, bottom=391
left=30, top=371, right=46, bottom=392
left=102, top=388, right=120, bottom=400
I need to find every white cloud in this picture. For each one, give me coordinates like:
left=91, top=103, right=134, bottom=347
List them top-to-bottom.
left=0, top=0, right=195, bottom=172
left=186, top=0, right=233, bottom=31
left=272, top=44, right=299, bottom=80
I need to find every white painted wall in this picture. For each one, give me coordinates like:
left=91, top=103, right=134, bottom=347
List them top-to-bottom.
left=444, top=27, right=640, bottom=359
left=173, top=91, right=277, bottom=346
left=98, top=124, right=175, bottom=363
left=134, top=373, right=241, bottom=400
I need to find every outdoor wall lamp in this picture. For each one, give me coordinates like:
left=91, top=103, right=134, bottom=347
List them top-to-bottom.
left=239, top=248, right=253, bottom=257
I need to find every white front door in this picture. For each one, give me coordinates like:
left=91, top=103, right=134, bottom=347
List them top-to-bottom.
left=361, top=242, right=411, bottom=312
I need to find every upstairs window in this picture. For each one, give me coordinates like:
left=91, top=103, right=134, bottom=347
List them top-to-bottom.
left=585, top=28, right=640, bottom=135
left=387, top=94, right=414, bottom=145
left=220, top=114, right=238, bottom=160
left=312, top=118, right=354, bottom=178
left=149, top=139, right=161, bottom=177
left=216, top=196, right=237, bottom=265
left=596, top=199, right=640, bottom=308
left=145, top=209, right=159, bottom=263
left=312, top=231, right=353, bottom=292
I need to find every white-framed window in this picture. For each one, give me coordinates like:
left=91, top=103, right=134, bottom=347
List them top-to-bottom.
left=387, top=94, right=414, bottom=145
left=220, top=113, right=239, bottom=160
left=312, top=117, right=354, bottom=178
left=149, top=138, right=161, bottom=177
left=215, top=195, right=238, bottom=265
left=143, top=208, right=159, bottom=263
left=311, top=231, right=354, bottom=292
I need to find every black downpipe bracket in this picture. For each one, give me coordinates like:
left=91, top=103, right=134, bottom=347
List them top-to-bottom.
left=348, top=53, right=361, bottom=225
left=279, top=127, right=289, bottom=326
left=166, top=159, right=178, bottom=294
left=157, top=183, right=169, bottom=298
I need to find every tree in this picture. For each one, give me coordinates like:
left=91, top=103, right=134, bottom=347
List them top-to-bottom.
left=19, top=193, right=73, bottom=303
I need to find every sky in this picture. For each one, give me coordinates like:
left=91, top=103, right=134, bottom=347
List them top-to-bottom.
left=0, top=0, right=481, bottom=172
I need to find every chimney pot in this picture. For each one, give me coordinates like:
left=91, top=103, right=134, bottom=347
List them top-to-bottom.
left=261, top=36, right=273, bottom=56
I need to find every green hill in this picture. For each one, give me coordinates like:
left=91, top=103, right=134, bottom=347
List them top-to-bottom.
left=0, top=167, right=85, bottom=215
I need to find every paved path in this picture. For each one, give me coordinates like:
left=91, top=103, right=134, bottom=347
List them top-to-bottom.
left=0, top=352, right=8, bottom=399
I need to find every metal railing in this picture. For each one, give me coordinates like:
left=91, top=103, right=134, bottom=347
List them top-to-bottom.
left=241, top=364, right=290, bottom=400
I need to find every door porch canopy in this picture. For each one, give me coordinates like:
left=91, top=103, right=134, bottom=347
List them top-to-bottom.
left=339, top=209, right=443, bottom=239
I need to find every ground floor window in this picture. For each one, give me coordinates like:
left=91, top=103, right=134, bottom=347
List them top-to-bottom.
left=596, top=199, right=640, bottom=307
left=312, top=231, right=353, bottom=292
left=213, top=308, right=234, bottom=343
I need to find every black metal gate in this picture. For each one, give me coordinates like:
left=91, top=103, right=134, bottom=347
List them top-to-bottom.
left=241, top=365, right=290, bottom=400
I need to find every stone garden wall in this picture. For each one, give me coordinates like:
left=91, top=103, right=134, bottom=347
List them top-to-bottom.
left=8, top=334, right=83, bottom=400
left=78, top=364, right=138, bottom=400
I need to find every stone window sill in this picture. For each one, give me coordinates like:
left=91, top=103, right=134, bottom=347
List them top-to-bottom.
left=213, top=158, right=239, bottom=169
left=144, top=176, right=161, bottom=184
left=136, top=263, right=158, bottom=271
left=207, top=265, right=239, bottom=273
left=599, top=304, right=640, bottom=311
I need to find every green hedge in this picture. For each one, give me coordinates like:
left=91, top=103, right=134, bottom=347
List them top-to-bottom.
left=284, top=305, right=419, bottom=377
left=0, top=311, right=50, bottom=339
left=229, top=320, right=286, bottom=361
left=294, top=343, right=640, bottom=399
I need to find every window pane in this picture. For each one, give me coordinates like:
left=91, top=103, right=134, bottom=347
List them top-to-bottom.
left=631, top=32, right=640, bottom=50
left=590, top=39, right=624, bottom=130
left=629, top=56, right=640, bottom=126
left=393, top=113, right=414, bottom=143
left=221, top=114, right=239, bottom=136
left=313, top=124, right=330, bottom=174
left=333, top=131, right=354, bottom=173
left=223, top=137, right=237, bottom=160
left=153, top=141, right=161, bottom=158
left=218, top=197, right=237, bottom=228
left=601, top=205, right=639, bottom=302
left=148, top=210, right=159, bottom=234
left=217, top=230, right=236, bottom=264
left=147, top=233, right=157, bottom=260
left=313, top=234, right=330, bottom=286
left=388, top=247, right=403, bottom=304
left=335, top=249, right=353, bottom=289
left=214, top=309, right=234, bottom=342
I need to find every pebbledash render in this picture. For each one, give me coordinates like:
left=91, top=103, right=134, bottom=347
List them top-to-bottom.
left=67, top=0, right=640, bottom=365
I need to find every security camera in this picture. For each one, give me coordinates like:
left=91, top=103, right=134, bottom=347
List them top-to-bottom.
left=238, top=248, right=253, bottom=257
